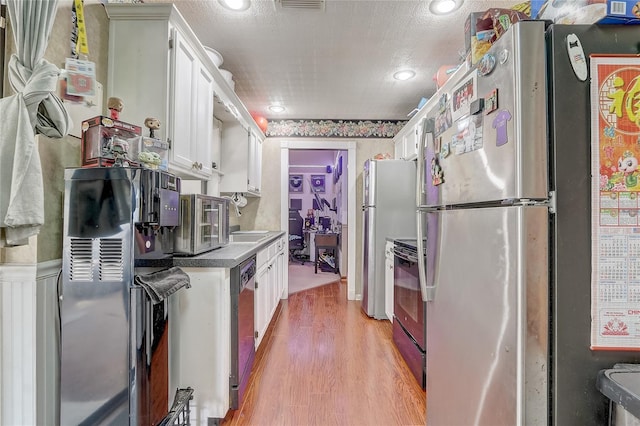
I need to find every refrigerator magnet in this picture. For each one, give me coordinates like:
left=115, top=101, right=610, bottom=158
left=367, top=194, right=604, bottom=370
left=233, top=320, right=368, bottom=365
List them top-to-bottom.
left=566, top=34, right=588, bottom=82
left=498, top=49, right=509, bottom=65
left=478, top=53, right=496, bottom=76
left=485, top=89, right=498, bottom=115
left=470, top=98, right=484, bottom=115
left=492, top=109, right=512, bottom=147
left=440, top=142, right=450, bottom=159
left=430, top=157, right=444, bottom=186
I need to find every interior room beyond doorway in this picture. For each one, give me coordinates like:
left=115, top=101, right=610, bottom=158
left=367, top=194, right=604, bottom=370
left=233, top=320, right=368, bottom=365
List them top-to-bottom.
left=280, top=141, right=357, bottom=300
left=288, top=149, right=347, bottom=293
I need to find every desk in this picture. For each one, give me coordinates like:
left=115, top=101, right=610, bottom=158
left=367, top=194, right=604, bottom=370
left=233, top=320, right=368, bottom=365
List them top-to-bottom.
left=314, top=233, right=339, bottom=274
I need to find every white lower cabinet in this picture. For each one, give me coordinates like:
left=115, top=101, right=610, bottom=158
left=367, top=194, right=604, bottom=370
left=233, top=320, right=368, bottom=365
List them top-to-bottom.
left=255, top=237, right=286, bottom=348
left=385, top=240, right=394, bottom=322
left=170, top=267, right=230, bottom=423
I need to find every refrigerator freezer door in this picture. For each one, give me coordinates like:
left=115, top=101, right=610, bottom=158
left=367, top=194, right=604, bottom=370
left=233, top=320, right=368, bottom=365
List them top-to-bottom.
left=422, top=21, right=548, bottom=208
left=426, top=205, right=548, bottom=426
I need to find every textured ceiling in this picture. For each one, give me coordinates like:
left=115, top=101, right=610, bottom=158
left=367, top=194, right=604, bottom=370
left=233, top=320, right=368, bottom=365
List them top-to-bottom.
left=145, top=0, right=522, bottom=121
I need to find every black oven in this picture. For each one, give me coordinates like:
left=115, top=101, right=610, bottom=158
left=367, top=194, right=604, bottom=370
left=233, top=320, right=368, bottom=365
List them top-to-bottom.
left=392, top=239, right=426, bottom=388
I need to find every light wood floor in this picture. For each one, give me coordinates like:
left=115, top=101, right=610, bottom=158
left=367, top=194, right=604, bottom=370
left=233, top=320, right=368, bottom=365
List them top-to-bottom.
left=224, top=279, right=426, bottom=426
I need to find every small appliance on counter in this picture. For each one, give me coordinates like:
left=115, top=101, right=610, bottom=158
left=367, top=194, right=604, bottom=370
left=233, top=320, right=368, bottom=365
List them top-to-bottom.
left=174, top=194, right=229, bottom=255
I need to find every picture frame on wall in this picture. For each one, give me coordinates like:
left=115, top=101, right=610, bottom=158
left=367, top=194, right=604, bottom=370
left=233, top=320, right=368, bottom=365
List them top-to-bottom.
left=289, top=174, right=304, bottom=193
left=311, top=174, right=326, bottom=193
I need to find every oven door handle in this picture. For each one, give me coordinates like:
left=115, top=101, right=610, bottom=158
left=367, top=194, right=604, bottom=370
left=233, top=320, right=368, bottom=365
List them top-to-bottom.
left=392, top=247, right=418, bottom=263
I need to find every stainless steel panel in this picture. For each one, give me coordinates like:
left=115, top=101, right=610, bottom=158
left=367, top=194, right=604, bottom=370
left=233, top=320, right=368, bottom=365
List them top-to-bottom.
left=422, top=21, right=548, bottom=208
left=362, top=160, right=418, bottom=318
left=61, top=169, right=134, bottom=425
left=426, top=206, right=548, bottom=426
left=60, top=280, right=130, bottom=425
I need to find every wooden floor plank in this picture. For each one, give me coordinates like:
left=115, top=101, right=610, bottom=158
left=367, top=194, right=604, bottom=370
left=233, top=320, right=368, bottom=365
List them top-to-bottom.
left=225, top=280, right=426, bottom=426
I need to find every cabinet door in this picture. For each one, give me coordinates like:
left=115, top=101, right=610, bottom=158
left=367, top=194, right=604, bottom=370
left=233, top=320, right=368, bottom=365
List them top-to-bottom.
left=170, top=30, right=197, bottom=172
left=194, top=64, right=214, bottom=176
left=403, top=122, right=420, bottom=160
left=247, top=131, right=262, bottom=194
left=394, top=138, right=403, bottom=160
left=276, top=249, right=285, bottom=300
left=267, top=261, right=277, bottom=320
left=255, top=264, right=268, bottom=349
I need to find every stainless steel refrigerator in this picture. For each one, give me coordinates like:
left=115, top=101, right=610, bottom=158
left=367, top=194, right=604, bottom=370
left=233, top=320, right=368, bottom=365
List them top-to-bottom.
left=416, top=21, right=640, bottom=425
left=362, top=159, right=416, bottom=319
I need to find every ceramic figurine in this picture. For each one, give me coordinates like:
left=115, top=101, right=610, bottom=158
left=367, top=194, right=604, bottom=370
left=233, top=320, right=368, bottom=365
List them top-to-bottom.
left=107, top=97, right=123, bottom=120
left=144, top=117, right=161, bottom=139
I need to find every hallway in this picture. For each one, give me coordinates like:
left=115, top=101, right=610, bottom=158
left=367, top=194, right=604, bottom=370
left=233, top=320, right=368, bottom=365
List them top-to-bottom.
left=225, top=280, right=426, bottom=425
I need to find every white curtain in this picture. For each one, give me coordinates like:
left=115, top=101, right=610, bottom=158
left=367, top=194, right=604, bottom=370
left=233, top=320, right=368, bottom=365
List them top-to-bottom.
left=0, top=0, right=71, bottom=246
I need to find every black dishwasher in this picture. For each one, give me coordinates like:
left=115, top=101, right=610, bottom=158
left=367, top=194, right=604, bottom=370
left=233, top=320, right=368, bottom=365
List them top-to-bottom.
left=230, top=255, right=256, bottom=409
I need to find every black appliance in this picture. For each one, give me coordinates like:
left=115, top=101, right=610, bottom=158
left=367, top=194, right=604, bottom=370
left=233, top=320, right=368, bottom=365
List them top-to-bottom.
left=392, top=238, right=425, bottom=389
left=230, top=255, right=256, bottom=409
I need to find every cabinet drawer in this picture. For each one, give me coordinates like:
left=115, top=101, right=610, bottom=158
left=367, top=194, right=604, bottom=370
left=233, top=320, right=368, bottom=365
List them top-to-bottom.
left=268, top=242, right=278, bottom=260
left=257, top=248, right=268, bottom=269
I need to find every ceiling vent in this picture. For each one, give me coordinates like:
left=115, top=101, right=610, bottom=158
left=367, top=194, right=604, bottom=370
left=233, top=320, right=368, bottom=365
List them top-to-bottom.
left=273, top=0, right=325, bottom=11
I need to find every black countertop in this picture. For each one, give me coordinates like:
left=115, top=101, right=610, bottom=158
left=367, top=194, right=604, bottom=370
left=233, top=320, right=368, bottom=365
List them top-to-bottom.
left=172, top=231, right=286, bottom=269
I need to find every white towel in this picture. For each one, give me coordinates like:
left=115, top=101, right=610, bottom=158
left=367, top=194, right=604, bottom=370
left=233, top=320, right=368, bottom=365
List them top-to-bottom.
left=0, top=56, right=71, bottom=246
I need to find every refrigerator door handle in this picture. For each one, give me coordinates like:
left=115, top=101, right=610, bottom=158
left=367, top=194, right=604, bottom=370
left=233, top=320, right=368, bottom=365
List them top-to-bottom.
left=416, top=118, right=433, bottom=302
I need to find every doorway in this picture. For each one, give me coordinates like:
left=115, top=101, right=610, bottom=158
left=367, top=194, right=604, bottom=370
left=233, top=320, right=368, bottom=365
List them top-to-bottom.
left=280, top=140, right=357, bottom=300
left=287, top=149, right=345, bottom=294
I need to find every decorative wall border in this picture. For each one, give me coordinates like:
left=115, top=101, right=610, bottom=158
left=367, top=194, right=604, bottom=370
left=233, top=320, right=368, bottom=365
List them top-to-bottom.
left=266, top=119, right=407, bottom=138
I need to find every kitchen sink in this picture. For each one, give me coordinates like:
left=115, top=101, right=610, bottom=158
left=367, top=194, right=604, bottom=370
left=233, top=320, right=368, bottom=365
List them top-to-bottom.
left=232, top=230, right=269, bottom=234
left=230, top=232, right=271, bottom=243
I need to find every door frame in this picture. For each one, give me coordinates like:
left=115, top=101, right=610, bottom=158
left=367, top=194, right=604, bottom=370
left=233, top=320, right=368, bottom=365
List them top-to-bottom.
left=280, top=140, right=357, bottom=300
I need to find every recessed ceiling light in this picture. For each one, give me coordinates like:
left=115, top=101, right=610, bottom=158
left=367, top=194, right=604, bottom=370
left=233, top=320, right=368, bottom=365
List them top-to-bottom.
left=218, top=0, right=250, bottom=11
left=429, top=0, right=462, bottom=15
left=393, top=70, right=416, bottom=81
left=269, top=105, right=285, bottom=113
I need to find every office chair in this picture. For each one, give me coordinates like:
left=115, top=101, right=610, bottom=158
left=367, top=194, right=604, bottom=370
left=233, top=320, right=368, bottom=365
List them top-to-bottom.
left=288, top=209, right=307, bottom=264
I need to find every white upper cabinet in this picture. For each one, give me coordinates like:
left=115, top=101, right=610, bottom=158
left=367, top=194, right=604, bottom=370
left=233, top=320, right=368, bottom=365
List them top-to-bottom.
left=106, top=3, right=262, bottom=182
left=169, top=30, right=213, bottom=177
left=394, top=117, right=423, bottom=161
left=219, top=125, right=263, bottom=196
left=247, top=130, right=262, bottom=194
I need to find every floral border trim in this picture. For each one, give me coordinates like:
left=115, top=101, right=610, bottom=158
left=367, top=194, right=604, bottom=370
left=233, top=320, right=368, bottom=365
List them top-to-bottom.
left=266, top=119, right=407, bottom=138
